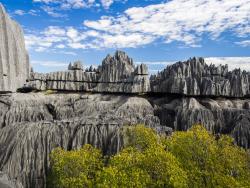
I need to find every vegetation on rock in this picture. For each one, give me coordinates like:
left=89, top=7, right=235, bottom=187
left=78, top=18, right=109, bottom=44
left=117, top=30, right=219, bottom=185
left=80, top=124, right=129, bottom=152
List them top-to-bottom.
left=48, top=125, right=250, bottom=188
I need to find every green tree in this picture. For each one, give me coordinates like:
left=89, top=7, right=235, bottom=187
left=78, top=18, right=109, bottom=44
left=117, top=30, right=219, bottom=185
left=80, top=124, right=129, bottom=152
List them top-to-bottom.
left=48, top=124, right=250, bottom=188
left=165, top=124, right=250, bottom=188
left=97, top=125, right=188, bottom=188
left=48, top=144, right=103, bottom=188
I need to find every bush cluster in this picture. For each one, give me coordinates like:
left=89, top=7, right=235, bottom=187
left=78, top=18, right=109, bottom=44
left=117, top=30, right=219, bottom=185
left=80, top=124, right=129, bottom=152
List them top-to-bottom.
left=48, top=125, right=250, bottom=188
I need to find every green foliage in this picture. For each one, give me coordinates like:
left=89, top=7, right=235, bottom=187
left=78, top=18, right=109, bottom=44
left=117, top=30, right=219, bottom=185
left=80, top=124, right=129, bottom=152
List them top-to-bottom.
left=48, top=124, right=250, bottom=188
left=123, top=124, right=159, bottom=150
left=165, top=124, right=250, bottom=188
left=48, top=144, right=103, bottom=188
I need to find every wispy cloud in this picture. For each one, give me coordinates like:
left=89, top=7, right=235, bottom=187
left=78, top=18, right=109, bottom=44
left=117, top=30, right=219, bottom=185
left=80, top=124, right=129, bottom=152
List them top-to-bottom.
left=26, top=0, right=250, bottom=51
left=32, top=0, right=117, bottom=11
left=84, top=0, right=250, bottom=48
left=41, top=6, right=66, bottom=17
left=13, top=9, right=39, bottom=16
left=14, top=10, right=25, bottom=16
left=236, top=40, right=250, bottom=47
left=205, top=57, right=250, bottom=71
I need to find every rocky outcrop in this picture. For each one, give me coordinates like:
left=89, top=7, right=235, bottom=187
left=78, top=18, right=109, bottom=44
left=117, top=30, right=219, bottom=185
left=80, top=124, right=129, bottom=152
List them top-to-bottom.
left=0, top=4, right=29, bottom=92
left=27, top=51, right=150, bottom=93
left=27, top=54, right=250, bottom=98
left=150, top=57, right=250, bottom=97
left=0, top=93, right=249, bottom=188
left=0, top=93, right=163, bottom=188
left=153, top=97, right=250, bottom=148
left=0, top=171, right=23, bottom=188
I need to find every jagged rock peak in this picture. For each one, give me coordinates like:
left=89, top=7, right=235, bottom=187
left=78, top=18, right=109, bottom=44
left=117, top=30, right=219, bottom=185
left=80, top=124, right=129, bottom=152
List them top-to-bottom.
left=0, top=3, right=30, bottom=92
left=100, top=50, right=135, bottom=82
left=103, top=50, right=134, bottom=67
left=150, top=57, right=250, bottom=97
left=68, top=61, right=83, bottom=70
left=135, top=64, right=148, bottom=75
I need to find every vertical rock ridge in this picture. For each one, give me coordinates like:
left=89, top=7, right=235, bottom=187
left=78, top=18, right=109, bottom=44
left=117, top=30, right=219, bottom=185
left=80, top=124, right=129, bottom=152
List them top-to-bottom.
left=0, top=3, right=30, bottom=92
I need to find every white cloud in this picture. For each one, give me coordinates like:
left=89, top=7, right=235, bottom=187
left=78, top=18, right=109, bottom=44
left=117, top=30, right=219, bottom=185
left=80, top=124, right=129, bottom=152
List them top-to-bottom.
left=25, top=0, right=250, bottom=52
left=33, top=0, right=120, bottom=10
left=84, top=0, right=250, bottom=47
left=100, top=0, right=113, bottom=9
left=41, top=6, right=66, bottom=17
left=13, top=9, right=39, bottom=16
left=14, top=10, right=25, bottom=16
left=44, top=26, right=66, bottom=36
left=236, top=40, right=250, bottom=47
left=56, top=44, right=66, bottom=48
left=205, top=57, right=250, bottom=71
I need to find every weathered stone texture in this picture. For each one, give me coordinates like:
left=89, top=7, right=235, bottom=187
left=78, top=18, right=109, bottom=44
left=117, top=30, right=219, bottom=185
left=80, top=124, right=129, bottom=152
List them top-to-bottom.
left=0, top=4, right=29, bottom=92
left=28, top=51, right=150, bottom=93
left=150, top=57, right=250, bottom=97
left=0, top=93, right=249, bottom=188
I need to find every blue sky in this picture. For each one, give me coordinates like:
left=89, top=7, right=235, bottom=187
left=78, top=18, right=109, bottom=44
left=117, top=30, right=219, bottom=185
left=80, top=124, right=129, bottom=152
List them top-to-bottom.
left=1, top=0, right=250, bottom=73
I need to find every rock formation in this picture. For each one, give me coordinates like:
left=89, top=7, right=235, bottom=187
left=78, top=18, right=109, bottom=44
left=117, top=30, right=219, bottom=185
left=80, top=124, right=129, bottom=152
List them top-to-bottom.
left=0, top=3, right=249, bottom=188
left=0, top=4, right=30, bottom=92
left=27, top=51, right=150, bottom=93
left=27, top=53, right=250, bottom=98
left=150, top=57, right=250, bottom=97
left=0, top=93, right=249, bottom=188
left=0, top=93, right=165, bottom=188
left=0, top=171, right=23, bottom=188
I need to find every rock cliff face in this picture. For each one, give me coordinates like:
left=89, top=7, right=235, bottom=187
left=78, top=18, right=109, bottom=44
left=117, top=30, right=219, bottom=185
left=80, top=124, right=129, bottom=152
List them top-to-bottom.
left=0, top=4, right=29, bottom=92
left=27, top=51, right=150, bottom=93
left=27, top=54, right=250, bottom=98
left=150, top=57, right=250, bottom=97
left=0, top=93, right=249, bottom=188
left=0, top=93, right=165, bottom=188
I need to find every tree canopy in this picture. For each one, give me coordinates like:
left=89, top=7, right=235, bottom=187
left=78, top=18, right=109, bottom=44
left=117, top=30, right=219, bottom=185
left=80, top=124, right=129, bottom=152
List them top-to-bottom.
left=48, top=125, right=250, bottom=188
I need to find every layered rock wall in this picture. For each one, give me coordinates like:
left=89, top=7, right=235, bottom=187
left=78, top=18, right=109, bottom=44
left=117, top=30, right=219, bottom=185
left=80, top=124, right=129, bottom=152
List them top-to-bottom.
left=0, top=4, right=29, bottom=92
left=28, top=51, right=150, bottom=93
left=27, top=53, right=250, bottom=98
left=150, top=57, right=250, bottom=97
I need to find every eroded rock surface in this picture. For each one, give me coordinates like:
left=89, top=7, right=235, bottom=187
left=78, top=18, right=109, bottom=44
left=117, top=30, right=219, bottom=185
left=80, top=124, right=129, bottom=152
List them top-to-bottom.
left=0, top=4, right=29, bottom=92
left=27, top=51, right=150, bottom=93
left=150, top=57, right=250, bottom=97
left=0, top=93, right=249, bottom=188
left=0, top=93, right=162, bottom=188
left=153, top=97, right=250, bottom=148
left=0, top=171, right=23, bottom=188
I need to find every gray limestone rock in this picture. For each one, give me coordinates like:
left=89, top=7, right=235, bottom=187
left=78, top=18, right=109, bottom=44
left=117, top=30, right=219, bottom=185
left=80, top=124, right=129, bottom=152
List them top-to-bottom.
left=0, top=4, right=30, bottom=92
left=27, top=51, right=150, bottom=93
left=150, top=57, right=250, bottom=97
left=68, top=61, right=83, bottom=70
left=0, top=93, right=249, bottom=188
left=0, top=93, right=164, bottom=188
left=153, top=97, right=250, bottom=148
left=0, top=171, right=23, bottom=188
